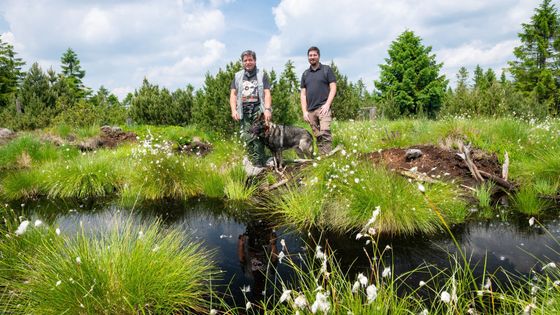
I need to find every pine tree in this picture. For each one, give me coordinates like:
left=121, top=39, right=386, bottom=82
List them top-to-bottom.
left=509, top=0, right=560, bottom=114
left=374, top=30, right=448, bottom=118
left=0, top=36, right=25, bottom=109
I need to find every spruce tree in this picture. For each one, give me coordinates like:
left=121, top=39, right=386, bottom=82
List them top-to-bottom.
left=509, top=0, right=560, bottom=114
left=374, top=30, right=447, bottom=118
left=0, top=36, right=25, bottom=109
left=60, top=48, right=89, bottom=99
left=270, top=60, right=299, bottom=124
left=192, top=62, right=241, bottom=134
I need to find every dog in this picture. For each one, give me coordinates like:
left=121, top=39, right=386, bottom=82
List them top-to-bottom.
left=252, top=122, right=314, bottom=169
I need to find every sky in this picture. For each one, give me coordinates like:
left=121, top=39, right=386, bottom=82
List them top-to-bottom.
left=0, top=0, right=544, bottom=99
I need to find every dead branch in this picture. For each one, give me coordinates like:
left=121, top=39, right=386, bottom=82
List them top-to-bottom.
left=457, top=141, right=485, bottom=182
left=502, top=151, right=509, bottom=181
left=398, top=169, right=439, bottom=183
left=479, top=170, right=516, bottom=192
left=263, top=178, right=290, bottom=191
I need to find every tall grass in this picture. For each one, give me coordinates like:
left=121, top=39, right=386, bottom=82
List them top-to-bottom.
left=0, top=135, right=61, bottom=170
left=41, top=152, right=122, bottom=199
left=270, top=153, right=467, bottom=235
left=224, top=165, right=259, bottom=201
left=1, top=169, right=43, bottom=199
left=0, top=206, right=218, bottom=314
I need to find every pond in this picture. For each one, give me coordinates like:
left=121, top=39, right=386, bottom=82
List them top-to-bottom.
left=14, top=198, right=560, bottom=306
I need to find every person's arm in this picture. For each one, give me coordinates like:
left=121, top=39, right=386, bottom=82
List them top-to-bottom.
left=320, top=82, right=337, bottom=116
left=263, top=88, right=272, bottom=122
left=300, top=88, right=310, bottom=122
left=230, top=89, right=240, bottom=121
left=269, top=233, right=279, bottom=263
left=238, top=234, right=246, bottom=262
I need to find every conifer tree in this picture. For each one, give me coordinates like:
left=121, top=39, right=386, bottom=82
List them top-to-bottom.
left=509, top=0, right=560, bottom=114
left=374, top=30, right=447, bottom=118
left=0, top=36, right=25, bottom=109
left=60, top=48, right=89, bottom=99
left=270, top=60, right=299, bottom=124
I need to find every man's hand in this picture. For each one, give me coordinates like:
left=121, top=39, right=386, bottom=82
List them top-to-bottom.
left=319, top=104, right=330, bottom=116
left=264, top=109, right=272, bottom=122
left=231, top=111, right=240, bottom=121
left=303, top=111, right=310, bottom=122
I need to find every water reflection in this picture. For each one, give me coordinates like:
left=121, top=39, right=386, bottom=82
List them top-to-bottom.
left=10, top=199, right=560, bottom=306
left=238, top=218, right=278, bottom=303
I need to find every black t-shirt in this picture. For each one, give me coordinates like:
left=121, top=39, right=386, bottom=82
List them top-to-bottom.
left=300, top=64, right=336, bottom=111
left=230, top=69, right=271, bottom=106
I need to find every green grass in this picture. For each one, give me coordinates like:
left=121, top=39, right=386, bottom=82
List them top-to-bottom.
left=0, top=135, right=62, bottom=170
left=41, top=152, right=122, bottom=199
left=270, top=154, right=467, bottom=235
left=224, top=165, right=259, bottom=201
left=1, top=169, right=43, bottom=199
left=513, top=186, right=555, bottom=215
left=0, top=206, right=218, bottom=314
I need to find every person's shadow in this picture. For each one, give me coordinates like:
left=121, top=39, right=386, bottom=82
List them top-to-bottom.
left=237, top=218, right=278, bottom=304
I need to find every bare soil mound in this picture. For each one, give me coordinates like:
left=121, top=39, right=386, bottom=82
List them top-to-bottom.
left=367, top=144, right=503, bottom=188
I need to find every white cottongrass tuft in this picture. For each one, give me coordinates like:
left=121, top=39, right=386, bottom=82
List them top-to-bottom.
left=354, top=178, right=360, bottom=184
left=417, top=183, right=425, bottom=193
left=365, top=206, right=381, bottom=228
left=529, top=217, right=535, bottom=226
left=15, top=220, right=30, bottom=236
left=34, top=220, right=43, bottom=227
left=55, top=228, right=61, bottom=235
left=356, top=232, right=363, bottom=240
left=280, top=239, right=286, bottom=250
left=315, top=246, right=326, bottom=260
left=278, top=251, right=286, bottom=264
left=75, top=257, right=82, bottom=265
left=542, top=262, right=557, bottom=270
left=382, top=267, right=391, bottom=278
left=357, top=273, right=368, bottom=286
left=483, top=278, right=492, bottom=289
left=55, top=280, right=62, bottom=286
left=352, top=281, right=361, bottom=293
left=419, top=281, right=426, bottom=287
left=366, top=284, right=377, bottom=303
left=241, top=285, right=251, bottom=293
left=279, top=289, right=292, bottom=303
left=311, top=291, right=330, bottom=314
left=440, top=291, right=451, bottom=303
left=294, top=294, right=308, bottom=309
left=246, top=302, right=252, bottom=310
left=523, top=303, right=536, bottom=315
left=209, top=309, right=218, bottom=315
left=419, top=309, right=429, bottom=315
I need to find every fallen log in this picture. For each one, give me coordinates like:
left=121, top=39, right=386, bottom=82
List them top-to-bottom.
left=457, top=142, right=484, bottom=182
left=479, top=170, right=516, bottom=192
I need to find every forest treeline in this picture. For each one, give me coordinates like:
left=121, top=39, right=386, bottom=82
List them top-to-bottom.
left=0, top=0, right=559, bottom=135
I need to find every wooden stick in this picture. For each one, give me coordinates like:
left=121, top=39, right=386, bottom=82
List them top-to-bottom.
left=457, top=141, right=484, bottom=182
left=502, top=151, right=509, bottom=181
left=398, top=169, right=439, bottom=183
left=479, top=170, right=516, bottom=191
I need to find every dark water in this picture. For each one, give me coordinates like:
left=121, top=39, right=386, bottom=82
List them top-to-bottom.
left=14, top=199, right=560, bottom=305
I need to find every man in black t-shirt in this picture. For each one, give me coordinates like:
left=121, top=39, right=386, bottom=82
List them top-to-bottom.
left=300, top=46, right=337, bottom=155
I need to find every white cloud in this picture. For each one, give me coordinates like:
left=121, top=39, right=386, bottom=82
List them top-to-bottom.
left=0, top=0, right=541, bottom=96
left=268, top=0, right=536, bottom=89
left=145, top=39, right=226, bottom=87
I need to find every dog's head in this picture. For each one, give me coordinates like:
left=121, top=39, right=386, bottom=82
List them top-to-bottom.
left=250, top=121, right=275, bottom=139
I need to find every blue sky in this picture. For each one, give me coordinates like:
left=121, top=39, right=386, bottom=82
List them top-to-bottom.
left=0, top=0, right=544, bottom=99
